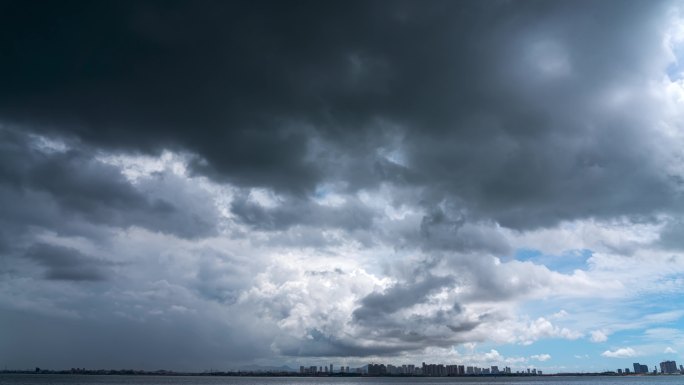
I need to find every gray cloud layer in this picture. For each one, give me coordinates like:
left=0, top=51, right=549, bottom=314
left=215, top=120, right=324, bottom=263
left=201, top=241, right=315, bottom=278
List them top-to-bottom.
left=1, top=0, right=679, bottom=229
left=25, top=243, right=113, bottom=281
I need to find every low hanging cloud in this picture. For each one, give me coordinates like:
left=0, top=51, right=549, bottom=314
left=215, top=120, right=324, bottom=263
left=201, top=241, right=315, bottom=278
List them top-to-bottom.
left=25, top=243, right=113, bottom=282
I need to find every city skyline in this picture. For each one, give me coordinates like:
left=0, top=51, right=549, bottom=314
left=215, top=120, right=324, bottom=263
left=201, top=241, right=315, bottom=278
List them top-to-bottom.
left=1, top=0, right=684, bottom=374
left=5, top=359, right=683, bottom=377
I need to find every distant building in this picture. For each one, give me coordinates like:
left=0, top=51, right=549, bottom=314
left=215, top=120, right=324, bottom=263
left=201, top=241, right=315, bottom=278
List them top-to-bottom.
left=660, top=360, right=677, bottom=374
left=421, top=363, right=446, bottom=376
left=633, top=363, right=649, bottom=374
left=368, top=364, right=387, bottom=376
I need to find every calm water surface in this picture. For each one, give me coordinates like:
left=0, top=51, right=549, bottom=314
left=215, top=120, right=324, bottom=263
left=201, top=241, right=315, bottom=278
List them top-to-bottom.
left=1, top=375, right=682, bottom=385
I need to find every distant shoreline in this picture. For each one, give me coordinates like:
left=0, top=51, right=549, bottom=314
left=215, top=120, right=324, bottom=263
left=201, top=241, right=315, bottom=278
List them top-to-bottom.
left=1, top=370, right=682, bottom=377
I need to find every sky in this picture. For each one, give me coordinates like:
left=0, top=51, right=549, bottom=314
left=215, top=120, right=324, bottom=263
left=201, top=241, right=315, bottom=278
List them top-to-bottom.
left=1, top=0, right=684, bottom=374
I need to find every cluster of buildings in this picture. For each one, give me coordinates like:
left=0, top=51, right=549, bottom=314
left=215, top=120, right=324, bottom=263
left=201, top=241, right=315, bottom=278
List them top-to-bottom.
left=298, top=359, right=684, bottom=377
left=615, top=361, right=682, bottom=375
left=299, top=362, right=541, bottom=376
left=368, top=363, right=540, bottom=376
left=299, top=364, right=353, bottom=375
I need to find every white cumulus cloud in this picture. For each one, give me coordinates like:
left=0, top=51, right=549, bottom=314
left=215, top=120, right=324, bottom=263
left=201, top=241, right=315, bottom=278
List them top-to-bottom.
left=590, top=330, right=608, bottom=343
left=601, top=347, right=637, bottom=358
left=531, top=354, right=551, bottom=362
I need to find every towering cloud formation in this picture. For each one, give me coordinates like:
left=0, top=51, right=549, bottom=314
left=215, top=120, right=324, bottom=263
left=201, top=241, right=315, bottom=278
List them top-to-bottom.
left=1, top=0, right=684, bottom=371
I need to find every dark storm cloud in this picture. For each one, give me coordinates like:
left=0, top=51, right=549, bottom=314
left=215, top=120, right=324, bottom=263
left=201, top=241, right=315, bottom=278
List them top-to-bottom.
left=1, top=0, right=677, bottom=229
left=0, top=127, right=217, bottom=239
left=0, top=129, right=166, bottom=217
left=230, top=192, right=374, bottom=231
left=419, top=204, right=511, bottom=254
left=657, top=220, right=684, bottom=250
left=25, top=243, right=112, bottom=281
left=353, top=274, right=454, bottom=322
left=270, top=286, right=495, bottom=358
left=446, top=321, right=480, bottom=333
left=276, top=325, right=479, bottom=358
left=277, top=328, right=418, bottom=357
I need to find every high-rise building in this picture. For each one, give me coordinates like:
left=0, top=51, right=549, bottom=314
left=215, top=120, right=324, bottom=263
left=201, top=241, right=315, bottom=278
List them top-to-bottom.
left=660, top=360, right=677, bottom=374
left=367, top=364, right=387, bottom=376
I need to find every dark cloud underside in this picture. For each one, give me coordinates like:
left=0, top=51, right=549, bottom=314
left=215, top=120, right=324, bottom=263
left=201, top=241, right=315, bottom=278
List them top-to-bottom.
left=0, top=0, right=677, bottom=230
left=25, top=243, right=111, bottom=281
